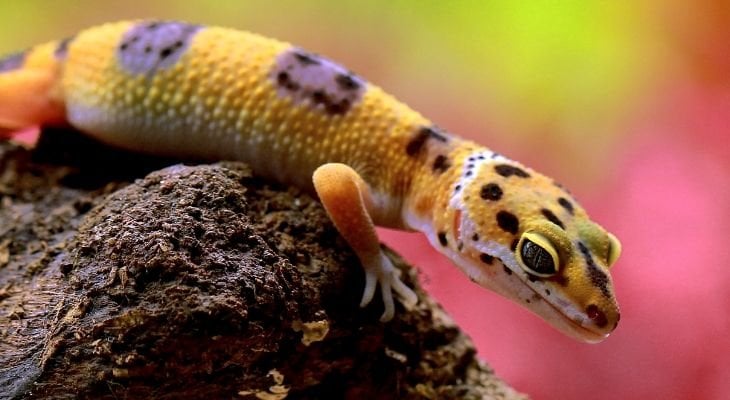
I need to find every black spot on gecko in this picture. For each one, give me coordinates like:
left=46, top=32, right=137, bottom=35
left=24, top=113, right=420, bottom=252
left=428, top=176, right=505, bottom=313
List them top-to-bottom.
left=118, top=21, right=202, bottom=75
left=119, top=35, right=139, bottom=51
left=54, top=36, right=74, bottom=59
left=159, top=40, right=184, bottom=60
left=159, top=47, right=173, bottom=59
left=272, top=48, right=365, bottom=115
left=0, top=50, right=25, bottom=73
left=293, top=50, right=321, bottom=66
left=277, top=71, right=300, bottom=91
left=277, top=71, right=289, bottom=84
left=335, top=73, right=361, bottom=91
left=308, top=89, right=351, bottom=114
left=312, top=90, right=326, bottom=104
left=326, top=99, right=351, bottom=115
left=405, top=126, right=450, bottom=157
left=421, top=126, right=450, bottom=143
left=406, top=130, right=430, bottom=157
left=432, top=155, right=450, bottom=173
left=495, top=164, right=530, bottom=178
left=553, top=181, right=572, bottom=195
left=480, top=183, right=503, bottom=201
left=558, top=197, right=575, bottom=215
left=541, top=208, right=565, bottom=229
left=496, top=211, right=520, bottom=235
left=438, top=232, right=448, bottom=247
left=471, top=233, right=479, bottom=241
left=578, top=242, right=611, bottom=298
left=480, top=253, right=494, bottom=264
left=503, top=265, right=512, bottom=275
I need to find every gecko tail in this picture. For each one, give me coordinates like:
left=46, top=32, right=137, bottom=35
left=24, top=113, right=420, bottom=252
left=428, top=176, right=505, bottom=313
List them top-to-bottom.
left=0, top=46, right=66, bottom=139
left=0, top=69, right=61, bottom=137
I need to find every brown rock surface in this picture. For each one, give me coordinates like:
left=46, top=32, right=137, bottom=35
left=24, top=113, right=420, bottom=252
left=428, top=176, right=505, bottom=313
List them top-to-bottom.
left=0, top=129, right=527, bottom=399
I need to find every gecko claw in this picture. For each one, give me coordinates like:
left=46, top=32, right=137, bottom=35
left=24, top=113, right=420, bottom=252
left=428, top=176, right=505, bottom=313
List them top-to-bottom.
left=359, top=253, right=418, bottom=321
left=360, top=268, right=377, bottom=308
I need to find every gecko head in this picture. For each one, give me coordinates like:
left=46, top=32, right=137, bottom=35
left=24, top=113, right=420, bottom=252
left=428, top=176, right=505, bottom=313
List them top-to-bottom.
left=431, top=152, right=621, bottom=343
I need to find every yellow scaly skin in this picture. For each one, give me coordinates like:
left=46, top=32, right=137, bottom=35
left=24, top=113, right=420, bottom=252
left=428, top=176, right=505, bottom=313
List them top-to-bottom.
left=0, top=20, right=622, bottom=342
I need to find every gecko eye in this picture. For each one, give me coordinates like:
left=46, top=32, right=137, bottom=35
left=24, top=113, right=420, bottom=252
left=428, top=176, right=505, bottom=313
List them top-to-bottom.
left=516, top=232, right=559, bottom=277
left=606, top=232, right=622, bottom=267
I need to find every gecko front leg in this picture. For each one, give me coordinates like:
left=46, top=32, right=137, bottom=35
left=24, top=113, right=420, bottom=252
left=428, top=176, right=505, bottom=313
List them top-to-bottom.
left=312, top=163, right=418, bottom=321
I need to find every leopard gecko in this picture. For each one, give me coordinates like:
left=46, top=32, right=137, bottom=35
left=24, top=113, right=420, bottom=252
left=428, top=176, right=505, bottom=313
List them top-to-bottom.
left=0, top=20, right=622, bottom=342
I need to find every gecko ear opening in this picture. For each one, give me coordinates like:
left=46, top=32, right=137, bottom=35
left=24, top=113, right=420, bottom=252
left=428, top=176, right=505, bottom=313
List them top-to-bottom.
left=516, top=232, right=559, bottom=277
left=606, top=232, right=622, bottom=268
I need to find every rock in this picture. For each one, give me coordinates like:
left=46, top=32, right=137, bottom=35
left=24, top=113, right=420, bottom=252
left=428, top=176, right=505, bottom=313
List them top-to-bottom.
left=0, top=129, right=527, bottom=400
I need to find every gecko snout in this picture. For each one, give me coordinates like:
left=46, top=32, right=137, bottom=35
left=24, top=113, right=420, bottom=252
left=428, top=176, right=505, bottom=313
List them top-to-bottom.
left=586, top=304, right=620, bottom=332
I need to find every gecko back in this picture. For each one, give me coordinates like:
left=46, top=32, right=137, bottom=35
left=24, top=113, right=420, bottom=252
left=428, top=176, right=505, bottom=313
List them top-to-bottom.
left=1, top=21, right=433, bottom=199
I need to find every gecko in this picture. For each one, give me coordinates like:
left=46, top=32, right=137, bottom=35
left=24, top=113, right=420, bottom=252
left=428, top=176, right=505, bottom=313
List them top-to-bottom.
left=0, top=20, right=621, bottom=342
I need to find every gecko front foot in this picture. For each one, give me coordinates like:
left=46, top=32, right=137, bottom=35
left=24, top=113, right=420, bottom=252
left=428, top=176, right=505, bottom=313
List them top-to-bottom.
left=312, top=163, right=418, bottom=322
left=360, top=253, right=418, bottom=322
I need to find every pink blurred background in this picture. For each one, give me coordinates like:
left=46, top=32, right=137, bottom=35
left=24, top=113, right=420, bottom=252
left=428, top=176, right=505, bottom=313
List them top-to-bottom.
left=2, top=2, right=729, bottom=399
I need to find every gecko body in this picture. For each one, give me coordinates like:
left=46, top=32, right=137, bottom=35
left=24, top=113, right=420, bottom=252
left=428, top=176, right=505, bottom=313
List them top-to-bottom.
left=0, top=20, right=621, bottom=342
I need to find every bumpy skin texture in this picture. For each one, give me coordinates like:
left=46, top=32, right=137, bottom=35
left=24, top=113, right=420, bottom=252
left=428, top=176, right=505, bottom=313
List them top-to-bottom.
left=0, top=20, right=621, bottom=342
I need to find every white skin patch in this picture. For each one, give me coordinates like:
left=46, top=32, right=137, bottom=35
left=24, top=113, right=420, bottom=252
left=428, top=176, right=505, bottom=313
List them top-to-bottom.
left=118, top=21, right=201, bottom=75
left=270, top=48, right=366, bottom=115
left=449, top=149, right=506, bottom=209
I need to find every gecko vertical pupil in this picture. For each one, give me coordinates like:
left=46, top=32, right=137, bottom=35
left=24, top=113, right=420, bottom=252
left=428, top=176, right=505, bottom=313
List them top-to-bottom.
left=520, top=239, right=556, bottom=275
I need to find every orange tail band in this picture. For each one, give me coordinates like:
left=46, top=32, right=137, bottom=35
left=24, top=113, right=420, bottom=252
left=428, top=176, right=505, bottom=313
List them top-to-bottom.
left=0, top=41, right=66, bottom=137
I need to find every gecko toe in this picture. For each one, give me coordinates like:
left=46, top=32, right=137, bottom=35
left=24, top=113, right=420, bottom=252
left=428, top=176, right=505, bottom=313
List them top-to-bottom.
left=359, top=254, right=416, bottom=320
left=360, top=269, right=377, bottom=308
left=392, top=275, right=418, bottom=308
left=379, top=278, right=395, bottom=322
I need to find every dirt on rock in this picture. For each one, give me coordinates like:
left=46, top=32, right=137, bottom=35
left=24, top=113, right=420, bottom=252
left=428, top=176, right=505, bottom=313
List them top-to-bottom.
left=0, top=128, right=527, bottom=400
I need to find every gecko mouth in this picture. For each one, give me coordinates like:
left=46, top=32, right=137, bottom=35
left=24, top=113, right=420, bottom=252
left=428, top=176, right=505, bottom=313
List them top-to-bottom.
left=428, top=228, right=609, bottom=343
left=521, top=280, right=607, bottom=343
left=544, top=294, right=606, bottom=342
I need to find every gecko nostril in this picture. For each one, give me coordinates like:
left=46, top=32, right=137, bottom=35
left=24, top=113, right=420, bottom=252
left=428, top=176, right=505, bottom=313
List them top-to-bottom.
left=586, top=304, right=608, bottom=328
